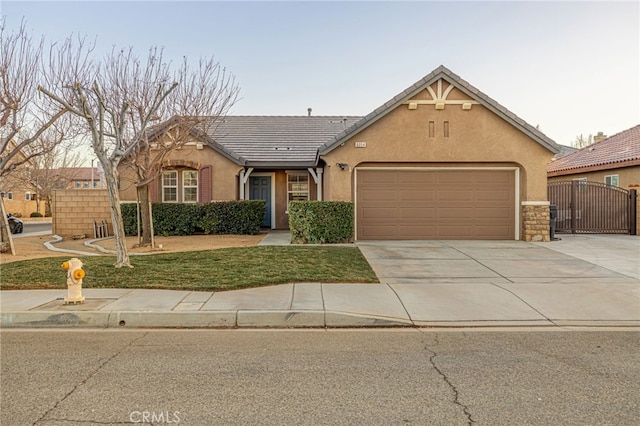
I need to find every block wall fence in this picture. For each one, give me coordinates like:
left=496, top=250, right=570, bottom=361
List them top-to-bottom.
left=52, top=190, right=112, bottom=239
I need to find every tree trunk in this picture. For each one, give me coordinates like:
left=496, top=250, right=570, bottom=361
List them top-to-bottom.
left=103, top=167, right=131, bottom=268
left=136, top=184, right=153, bottom=247
left=0, top=197, right=16, bottom=255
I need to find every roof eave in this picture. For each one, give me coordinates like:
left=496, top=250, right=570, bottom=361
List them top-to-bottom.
left=548, top=158, right=640, bottom=177
left=244, top=160, right=319, bottom=168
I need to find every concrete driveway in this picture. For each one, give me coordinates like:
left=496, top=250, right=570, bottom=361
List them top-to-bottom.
left=356, top=235, right=640, bottom=327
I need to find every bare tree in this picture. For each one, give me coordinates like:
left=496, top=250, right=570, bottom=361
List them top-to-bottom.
left=0, top=19, right=76, bottom=253
left=39, top=46, right=238, bottom=267
left=124, top=58, right=239, bottom=247
left=22, top=133, right=84, bottom=215
left=572, top=134, right=594, bottom=148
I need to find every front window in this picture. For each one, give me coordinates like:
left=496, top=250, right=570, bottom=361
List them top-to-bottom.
left=182, top=170, right=198, bottom=203
left=162, top=171, right=178, bottom=202
left=287, top=173, right=309, bottom=210
left=605, top=175, right=619, bottom=187
left=25, top=192, right=31, bottom=201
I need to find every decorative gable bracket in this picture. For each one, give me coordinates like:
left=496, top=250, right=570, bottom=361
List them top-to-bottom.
left=403, top=79, right=479, bottom=111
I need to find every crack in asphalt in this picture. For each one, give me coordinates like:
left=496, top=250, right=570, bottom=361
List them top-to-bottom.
left=33, top=332, right=149, bottom=426
left=421, top=332, right=475, bottom=425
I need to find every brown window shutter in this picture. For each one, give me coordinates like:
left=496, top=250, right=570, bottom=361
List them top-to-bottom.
left=199, top=166, right=212, bottom=204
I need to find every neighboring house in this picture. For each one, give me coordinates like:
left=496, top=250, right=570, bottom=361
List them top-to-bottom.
left=119, top=65, right=561, bottom=241
left=547, top=124, right=640, bottom=190
left=547, top=125, right=639, bottom=234
left=0, top=144, right=45, bottom=218
left=554, top=144, right=578, bottom=159
left=53, top=167, right=104, bottom=189
left=0, top=181, right=44, bottom=218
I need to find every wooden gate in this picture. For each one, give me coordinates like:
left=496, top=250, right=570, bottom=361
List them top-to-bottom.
left=548, top=181, right=637, bottom=234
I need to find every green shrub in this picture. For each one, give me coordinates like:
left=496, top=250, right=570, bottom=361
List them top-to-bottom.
left=200, top=200, right=265, bottom=235
left=121, top=201, right=265, bottom=236
left=289, top=201, right=354, bottom=244
left=121, top=203, right=139, bottom=236
left=152, top=203, right=202, bottom=236
left=30, top=212, right=43, bottom=217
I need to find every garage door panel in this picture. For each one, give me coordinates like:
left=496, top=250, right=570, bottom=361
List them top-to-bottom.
left=357, top=169, right=515, bottom=240
left=359, top=172, right=399, bottom=184
left=398, top=172, right=438, bottom=184
left=436, top=172, right=475, bottom=184
left=476, top=172, right=513, bottom=184
left=359, top=189, right=398, bottom=203
left=399, top=189, right=436, bottom=202
left=437, top=190, right=475, bottom=202
left=475, top=190, right=513, bottom=202
left=360, top=207, right=397, bottom=220
left=399, top=207, right=436, bottom=219
left=437, top=207, right=476, bottom=219
left=474, top=207, right=512, bottom=219
left=360, top=225, right=403, bottom=239
left=398, top=225, right=438, bottom=238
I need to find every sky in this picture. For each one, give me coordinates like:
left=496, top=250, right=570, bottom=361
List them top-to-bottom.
left=2, top=0, right=639, bottom=152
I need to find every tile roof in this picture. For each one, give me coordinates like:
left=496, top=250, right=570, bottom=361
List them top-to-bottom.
left=320, top=65, right=560, bottom=155
left=201, top=116, right=362, bottom=167
left=547, top=124, right=640, bottom=176
left=53, top=167, right=100, bottom=181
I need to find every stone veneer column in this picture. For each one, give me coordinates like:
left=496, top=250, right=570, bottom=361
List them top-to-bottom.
left=521, top=201, right=550, bottom=242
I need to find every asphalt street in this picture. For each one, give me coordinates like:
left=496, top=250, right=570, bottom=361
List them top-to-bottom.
left=13, top=221, right=52, bottom=238
left=1, top=329, right=638, bottom=425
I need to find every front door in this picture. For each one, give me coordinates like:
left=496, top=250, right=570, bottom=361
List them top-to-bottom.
left=250, top=176, right=272, bottom=227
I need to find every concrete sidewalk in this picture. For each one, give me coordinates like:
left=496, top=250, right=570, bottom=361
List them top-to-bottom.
left=1, top=234, right=638, bottom=329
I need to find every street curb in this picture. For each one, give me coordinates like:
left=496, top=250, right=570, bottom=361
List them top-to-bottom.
left=1, top=309, right=414, bottom=329
left=2, top=311, right=639, bottom=329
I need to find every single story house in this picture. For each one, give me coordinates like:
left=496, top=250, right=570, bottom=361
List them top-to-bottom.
left=119, top=65, right=561, bottom=241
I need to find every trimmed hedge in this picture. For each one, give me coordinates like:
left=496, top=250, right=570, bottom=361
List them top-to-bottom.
left=121, top=200, right=266, bottom=236
left=200, top=200, right=265, bottom=235
left=289, top=201, right=354, bottom=244
left=153, top=203, right=202, bottom=236
left=30, top=212, right=43, bottom=217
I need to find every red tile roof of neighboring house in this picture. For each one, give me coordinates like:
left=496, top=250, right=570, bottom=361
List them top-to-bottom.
left=547, top=124, right=640, bottom=176
left=54, top=167, right=100, bottom=181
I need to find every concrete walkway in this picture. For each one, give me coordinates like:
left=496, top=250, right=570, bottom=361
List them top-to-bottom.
left=1, top=233, right=638, bottom=329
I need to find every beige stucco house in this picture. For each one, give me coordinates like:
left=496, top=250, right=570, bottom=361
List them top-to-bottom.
left=119, top=65, right=561, bottom=241
left=547, top=124, right=640, bottom=234
left=547, top=125, right=640, bottom=190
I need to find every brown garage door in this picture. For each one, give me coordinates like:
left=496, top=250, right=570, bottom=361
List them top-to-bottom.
left=356, top=168, right=516, bottom=240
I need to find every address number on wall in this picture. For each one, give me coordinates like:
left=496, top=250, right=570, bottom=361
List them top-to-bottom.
left=354, top=141, right=367, bottom=148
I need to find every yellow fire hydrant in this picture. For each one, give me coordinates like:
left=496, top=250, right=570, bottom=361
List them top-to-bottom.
left=62, top=258, right=86, bottom=304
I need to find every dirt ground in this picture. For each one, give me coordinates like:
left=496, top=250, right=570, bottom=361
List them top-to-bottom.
left=0, top=233, right=266, bottom=264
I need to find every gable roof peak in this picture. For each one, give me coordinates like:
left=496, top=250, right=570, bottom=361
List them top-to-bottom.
left=319, top=65, right=560, bottom=155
